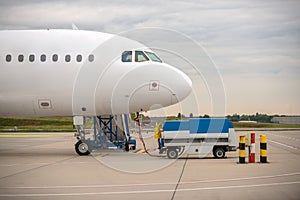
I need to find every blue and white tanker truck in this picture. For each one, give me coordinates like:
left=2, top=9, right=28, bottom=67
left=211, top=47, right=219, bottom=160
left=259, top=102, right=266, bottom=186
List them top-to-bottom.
left=160, top=118, right=238, bottom=159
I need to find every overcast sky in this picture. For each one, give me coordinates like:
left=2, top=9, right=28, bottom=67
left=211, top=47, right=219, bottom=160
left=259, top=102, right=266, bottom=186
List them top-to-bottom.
left=0, top=0, right=299, bottom=115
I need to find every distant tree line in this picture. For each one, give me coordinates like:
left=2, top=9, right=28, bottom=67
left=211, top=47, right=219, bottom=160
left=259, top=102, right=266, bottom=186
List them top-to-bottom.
left=132, top=112, right=287, bottom=123
left=174, top=112, right=288, bottom=123
left=177, top=113, right=211, bottom=119
left=226, top=113, right=273, bottom=123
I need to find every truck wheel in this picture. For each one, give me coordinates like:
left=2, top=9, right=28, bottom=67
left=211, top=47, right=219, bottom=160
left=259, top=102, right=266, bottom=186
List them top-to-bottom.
left=75, top=140, right=90, bottom=156
left=124, top=142, right=129, bottom=152
left=131, top=146, right=136, bottom=151
left=213, top=147, right=225, bottom=158
left=167, top=148, right=178, bottom=159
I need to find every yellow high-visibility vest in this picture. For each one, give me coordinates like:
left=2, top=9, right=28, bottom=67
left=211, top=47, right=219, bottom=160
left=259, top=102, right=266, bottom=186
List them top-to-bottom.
left=154, top=122, right=161, bottom=139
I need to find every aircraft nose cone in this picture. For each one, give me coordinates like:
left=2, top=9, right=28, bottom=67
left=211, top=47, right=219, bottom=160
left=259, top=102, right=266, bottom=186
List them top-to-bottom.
left=96, top=62, right=193, bottom=115
left=168, top=65, right=192, bottom=103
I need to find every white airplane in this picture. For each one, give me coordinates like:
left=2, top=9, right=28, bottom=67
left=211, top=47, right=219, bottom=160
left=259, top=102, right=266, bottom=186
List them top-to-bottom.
left=0, top=29, right=192, bottom=154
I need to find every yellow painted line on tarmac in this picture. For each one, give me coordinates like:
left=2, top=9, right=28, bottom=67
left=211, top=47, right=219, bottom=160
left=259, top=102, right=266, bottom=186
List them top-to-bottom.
left=136, top=149, right=145, bottom=154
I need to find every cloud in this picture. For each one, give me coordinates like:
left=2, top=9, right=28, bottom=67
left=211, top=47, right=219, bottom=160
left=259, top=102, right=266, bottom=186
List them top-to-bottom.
left=0, top=0, right=299, bottom=114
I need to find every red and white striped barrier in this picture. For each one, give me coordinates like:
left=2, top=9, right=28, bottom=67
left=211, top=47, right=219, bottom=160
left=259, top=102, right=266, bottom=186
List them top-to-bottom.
left=249, top=133, right=255, bottom=163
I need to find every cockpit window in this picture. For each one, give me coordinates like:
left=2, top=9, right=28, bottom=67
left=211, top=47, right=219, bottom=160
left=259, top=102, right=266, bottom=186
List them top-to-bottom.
left=122, top=51, right=132, bottom=62
left=135, top=51, right=149, bottom=62
left=145, top=51, right=162, bottom=62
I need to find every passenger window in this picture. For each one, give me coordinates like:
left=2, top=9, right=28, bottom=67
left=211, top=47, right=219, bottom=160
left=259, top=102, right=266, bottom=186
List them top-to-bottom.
left=122, top=51, right=132, bottom=62
left=135, top=51, right=149, bottom=62
left=29, top=54, right=35, bottom=62
left=41, top=54, right=46, bottom=62
left=52, top=54, right=58, bottom=62
left=88, top=54, right=94, bottom=62
left=6, top=55, right=12, bottom=62
left=18, top=55, right=24, bottom=62
left=65, top=55, right=71, bottom=62
left=76, top=55, right=82, bottom=62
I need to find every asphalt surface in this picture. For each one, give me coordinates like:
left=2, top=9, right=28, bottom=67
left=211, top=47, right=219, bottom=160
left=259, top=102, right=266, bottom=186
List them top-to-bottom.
left=0, top=130, right=299, bottom=200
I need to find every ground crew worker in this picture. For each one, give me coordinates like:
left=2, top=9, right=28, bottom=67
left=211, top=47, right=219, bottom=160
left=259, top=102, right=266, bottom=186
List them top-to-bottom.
left=154, top=122, right=162, bottom=149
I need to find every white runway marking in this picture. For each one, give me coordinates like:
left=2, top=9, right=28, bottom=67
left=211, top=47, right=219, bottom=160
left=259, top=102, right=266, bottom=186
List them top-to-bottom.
left=266, top=134, right=300, bottom=141
left=268, top=139, right=299, bottom=150
left=0, top=161, right=96, bottom=167
left=0, top=163, right=50, bottom=167
left=1, top=172, right=299, bottom=189
left=0, top=181, right=299, bottom=197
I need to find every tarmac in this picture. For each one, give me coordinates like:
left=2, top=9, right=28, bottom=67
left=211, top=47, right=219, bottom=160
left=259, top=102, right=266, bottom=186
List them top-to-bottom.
left=0, top=130, right=299, bottom=200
